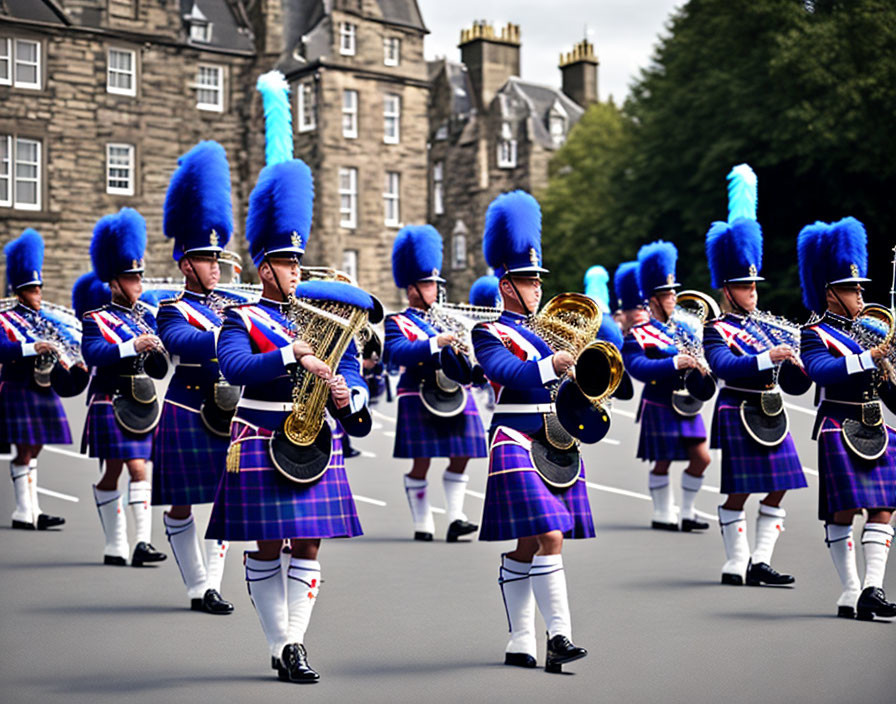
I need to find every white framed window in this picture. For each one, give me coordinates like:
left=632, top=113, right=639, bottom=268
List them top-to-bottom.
left=190, top=22, right=212, bottom=43
left=339, top=23, right=356, bottom=56
left=383, top=37, right=400, bottom=66
left=0, top=38, right=10, bottom=86
left=11, top=39, right=40, bottom=90
left=107, top=48, right=136, bottom=96
left=195, top=64, right=224, bottom=112
left=298, top=81, right=316, bottom=132
left=342, top=90, right=358, bottom=139
left=383, top=93, right=400, bottom=144
left=549, top=114, right=566, bottom=147
left=434, top=123, right=448, bottom=141
left=497, top=123, right=517, bottom=168
left=0, top=136, right=41, bottom=211
left=106, top=143, right=135, bottom=196
left=432, top=161, right=444, bottom=216
left=339, top=167, right=357, bottom=229
left=383, top=171, right=400, bottom=227
left=452, top=232, right=466, bottom=270
left=342, top=249, right=359, bottom=283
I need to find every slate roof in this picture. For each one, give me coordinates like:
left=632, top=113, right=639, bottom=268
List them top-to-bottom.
left=1, top=0, right=68, bottom=25
left=180, top=0, right=254, bottom=53
left=497, top=77, right=584, bottom=148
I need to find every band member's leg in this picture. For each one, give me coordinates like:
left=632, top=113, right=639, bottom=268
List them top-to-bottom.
left=680, top=441, right=711, bottom=531
left=10, top=443, right=43, bottom=529
left=24, top=445, right=62, bottom=528
left=444, top=456, right=478, bottom=542
left=126, top=458, right=166, bottom=566
left=404, top=458, right=434, bottom=541
left=94, top=459, right=129, bottom=565
left=649, top=460, right=678, bottom=530
left=747, top=490, right=794, bottom=586
left=719, top=493, right=750, bottom=585
left=164, top=504, right=208, bottom=605
left=825, top=509, right=862, bottom=618
left=857, top=509, right=896, bottom=620
left=500, top=537, right=538, bottom=668
left=281, top=538, right=322, bottom=683
left=246, top=540, right=289, bottom=674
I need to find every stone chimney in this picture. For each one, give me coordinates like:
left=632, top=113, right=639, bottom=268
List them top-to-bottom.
left=245, top=0, right=286, bottom=57
left=458, top=21, right=521, bottom=112
left=559, top=39, right=598, bottom=108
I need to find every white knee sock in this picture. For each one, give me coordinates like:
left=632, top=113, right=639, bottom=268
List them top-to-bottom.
left=28, top=459, right=43, bottom=517
left=10, top=462, right=33, bottom=525
left=443, top=471, right=469, bottom=523
left=648, top=473, right=677, bottom=524
left=680, top=473, right=703, bottom=521
left=404, top=475, right=435, bottom=534
left=128, top=480, right=153, bottom=545
left=93, top=486, right=129, bottom=559
left=752, top=504, right=786, bottom=566
left=718, top=507, right=750, bottom=579
left=164, top=513, right=207, bottom=599
left=861, top=523, right=894, bottom=590
left=825, top=524, right=861, bottom=609
left=205, top=540, right=229, bottom=593
left=529, top=554, right=572, bottom=640
left=245, top=555, right=289, bottom=658
left=499, top=555, right=536, bottom=656
left=286, top=558, right=321, bottom=645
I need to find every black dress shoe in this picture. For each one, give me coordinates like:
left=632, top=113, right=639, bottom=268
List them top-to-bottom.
left=344, top=447, right=361, bottom=458
left=37, top=513, right=65, bottom=530
left=681, top=518, right=709, bottom=532
left=11, top=519, right=36, bottom=530
left=446, top=519, right=478, bottom=542
left=651, top=520, right=679, bottom=531
left=414, top=531, right=433, bottom=542
left=132, top=541, right=167, bottom=567
left=104, top=555, right=127, bottom=566
left=746, top=561, right=795, bottom=586
left=721, top=573, right=744, bottom=586
left=856, top=587, right=896, bottom=621
left=191, top=589, right=234, bottom=614
left=837, top=606, right=856, bottom=619
left=545, top=634, right=587, bottom=673
left=280, top=643, right=320, bottom=683
left=505, top=652, right=537, bottom=669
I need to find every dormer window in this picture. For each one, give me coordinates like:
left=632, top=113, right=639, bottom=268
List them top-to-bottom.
left=185, top=3, right=212, bottom=44
left=339, top=23, right=357, bottom=56
left=548, top=102, right=569, bottom=147
left=497, top=121, right=517, bottom=169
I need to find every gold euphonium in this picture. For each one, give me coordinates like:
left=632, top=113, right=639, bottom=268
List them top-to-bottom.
left=850, top=303, right=896, bottom=380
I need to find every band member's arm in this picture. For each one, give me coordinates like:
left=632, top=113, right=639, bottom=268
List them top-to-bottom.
left=156, top=304, right=216, bottom=362
left=216, top=311, right=299, bottom=385
left=82, top=313, right=140, bottom=366
left=384, top=316, right=440, bottom=367
left=702, top=324, right=773, bottom=380
left=0, top=325, right=36, bottom=362
left=471, top=326, right=558, bottom=390
left=800, top=327, right=877, bottom=384
left=621, top=335, right=678, bottom=382
left=331, top=341, right=372, bottom=437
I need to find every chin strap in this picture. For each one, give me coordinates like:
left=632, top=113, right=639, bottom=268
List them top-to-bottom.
left=184, top=256, right=212, bottom=298
left=266, top=257, right=292, bottom=303
left=505, top=276, right=532, bottom=317
left=410, top=283, right=431, bottom=312
left=826, top=284, right=856, bottom=320
left=723, top=285, right=749, bottom=316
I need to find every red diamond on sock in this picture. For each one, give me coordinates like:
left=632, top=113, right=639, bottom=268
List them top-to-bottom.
left=310, top=578, right=317, bottom=588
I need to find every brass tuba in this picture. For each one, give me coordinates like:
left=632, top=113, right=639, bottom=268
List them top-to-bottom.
left=850, top=303, right=896, bottom=380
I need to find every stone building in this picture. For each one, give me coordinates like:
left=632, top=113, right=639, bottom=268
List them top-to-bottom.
left=427, top=24, right=598, bottom=300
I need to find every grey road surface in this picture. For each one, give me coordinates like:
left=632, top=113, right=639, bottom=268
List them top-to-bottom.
left=1, top=384, right=894, bottom=704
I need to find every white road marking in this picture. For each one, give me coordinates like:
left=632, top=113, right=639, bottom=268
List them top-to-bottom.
left=784, top=402, right=816, bottom=416
left=372, top=409, right=396, bottom=423
left=614, top=409, right=636, bottom=419
left=383, top=431, right=396, bottom=438
left=602, top=438, right=621, bottom=446
left=44, top=446, right=92, bottom=460
left=359, top=450, right=377, bottom=459
left=802, top=466, right=819, bottom=477
left=585, top=481, right=717, bottom=522
left=702, top=484, right=721, bottom=493
left=36, top=487, right=79, bottom=503
left=465, top=489, right=485, bottom=499
left=353, top=495, right=387, bottom=507
left=431, top=507, right=446, bottom=515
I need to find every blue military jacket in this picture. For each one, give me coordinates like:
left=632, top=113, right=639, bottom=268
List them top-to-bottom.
left=216, top=297, right=369, bottom=435
left=81, top=301, right=168, bottom=397
left=0, top=304, right=43, bottom=382
left=384, top=307, right=457, bottom=391
left=703, top=314, right=776, bottom=392
left=622, top=317, right=680, bottom=403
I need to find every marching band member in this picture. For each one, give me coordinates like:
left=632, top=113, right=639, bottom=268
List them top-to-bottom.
left=206, top=71, right=374, bottom=684
left=151, top=141, right=236, bottom=615
left=472, top=190, right=592, bottom=673
left=703, top=205, right=807, bottom=587
left=82, top=208, right=169, bottom=567
left=798, top=217, right=896, bottom=620
left=384, top=226, right=487, bottom=542
left=1, top=229, right=67, bottom=530
left=622, top=241, right=711, bottom=532
left=612, top=261, right=648, bottom=336
left=585, top=265, right=624, bottom=349
left=470, top=275, right=501, bottom=413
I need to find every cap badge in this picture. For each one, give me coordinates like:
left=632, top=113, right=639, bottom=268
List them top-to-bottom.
left=209, top=229, right=219, bottom=247
left=291, top=231, right=300, bottom=248
left=529, top=248, right=539, bottom=267
left=132, top=259, right=139, bottom=270
left=850, top=263, right=859, bottom=278
left=748, top=264, right=757, bottom=277
left=432, top=267, right=440, bottom=277
left=32, top=270, right=39, bottom=280
left=666, top=273, right=675, bottom=286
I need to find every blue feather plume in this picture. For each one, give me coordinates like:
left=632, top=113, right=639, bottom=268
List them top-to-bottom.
left=256, top=71, right=293, bottom=166
left=163, top=141, right=233, bottom=260
left=245, top=160, right=314, bottom=267
left=727, top=163, right=757, bottom=222
left=483, top=191, right=543, bottom=275
left=90, top=207, right=147, bottom=283
left=829, top=216, right=868, bottom=279
left=705, top=217, right=763, bottom=288
left=797, top=221, right=829, bottom=313
left=391, top=225, right=443, bottom=289
left=4, top=228, right=44, bottom=292
left=636, top=240, right=678, bottom=294
left=613, top=261, right=642, bottom=310
left=584, top=265, right=611, bottom=310
left=71, top=271, right=110, bottom=318
left=469, top=275, right=500, bottom=307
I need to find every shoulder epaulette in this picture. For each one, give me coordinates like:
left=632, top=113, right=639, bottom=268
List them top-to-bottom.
left=158, top=292, right=184, bottom=306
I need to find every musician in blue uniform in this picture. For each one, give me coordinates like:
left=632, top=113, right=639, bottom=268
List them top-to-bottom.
left=206, top=70, right=375, bottom=684
left=151, top=141, right=236, bottom=615
left=471, top=190, right=592, bottom=674
left=82, top=208, right=169, bottom=567
left=703, top=211, right=807, bottom=587
left=798, top=217, right=896, bottom=621
left=384, top=225, right=487, bottom=543
left=1, top=229, right=67, bottom=531
left=622, top=241, right=711, bottom=531
left=612, top=261, right=648, bottom=336
left=585, top=265, right=624, bottom=349
left=469, top=274, right=501, bottom=413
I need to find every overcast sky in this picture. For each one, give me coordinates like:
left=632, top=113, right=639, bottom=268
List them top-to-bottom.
left=417, top=0, right=684, bottom=102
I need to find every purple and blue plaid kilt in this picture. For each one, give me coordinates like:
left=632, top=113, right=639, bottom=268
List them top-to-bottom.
left=0, top=380, right=72, bottom=445
left=392, top=391, right=487, bottom=459
left=82, top=394, right=153, bottom=460
left=636, top=398, right=706, bottom=462
left=151, top=401, right=229, bottom=506
left=712, top=403, right=807, bottom=495
left=816, top=418, right=896, bottom=521
left=205, top=419, right=362, bottom=542
left=479, top=427, right=595, bottom=542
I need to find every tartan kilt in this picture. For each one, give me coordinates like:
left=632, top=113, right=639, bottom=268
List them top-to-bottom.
left=0, top=379, right=72, bottom=445
left=392, top=391, right=487, bottom=459
left=82, top=394, right=153, bottom=461
left=636, top=397, right=706, bottom=462
left=151, top=401, right=229, bottom=506
left=712, top=402, right=807, bottom=495
left=816, top=417, right=896, bottom=521
left=205, top=418, right=362, bottom=542
left=479, top=427, right=595, bottom=542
